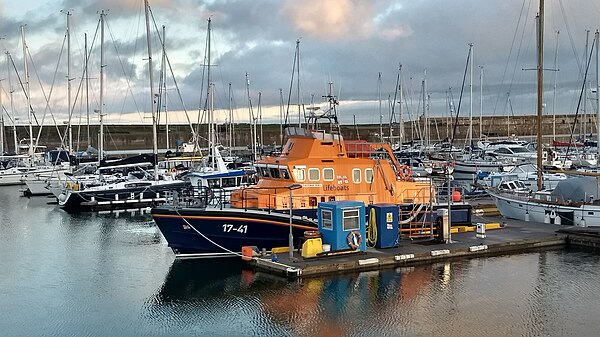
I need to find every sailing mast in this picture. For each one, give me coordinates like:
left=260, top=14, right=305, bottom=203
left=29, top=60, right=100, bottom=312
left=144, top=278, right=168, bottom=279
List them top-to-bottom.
left=143, top=0, right=158, bottom=181
left=536, top=0, right=544, bottom=191
left=65, top=10, right=73, bottom=153
left=98, top=11, right=106, bottom=163
left=205, top=18, right=213, bottom=167
left=21, top=25, right=33, bottom=161
left=161, top=25, right=169, bottom=150
left=551, top=30, right=559, bottom=141
left=583, top=30, right=589, bottom=139
left=595, top=30, right=599, bottom=163
left=85, top=33, right=90, bottom=147
left=296, top=39, right=301, bottom=127
left=468, top=43, right=473, bottom=147
left=6, top=52, right=17, bottom=153
left=398, top=65, right=403, bottom=148
left=479, top=65, right=483, bottom=140
left=0, top=66, right=3, bottom=155
left=422, top=70, right=427, bottom=148
left=246, top=72, right=256, bottom=162
left=378, top=72, right=383, bottom=143
left=229, top=83, right=234, bottom=150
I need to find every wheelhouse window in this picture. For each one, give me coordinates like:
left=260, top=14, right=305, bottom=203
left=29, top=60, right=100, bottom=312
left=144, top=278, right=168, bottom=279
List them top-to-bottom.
left=259, top=167, right=270, bottom=178
left=269, top=167, right=281, bottom=178
left=281, top=168, right=291, bottom=180
left=308, top=168, right=320, bottom=181
left=323, top=168, right=334, bottom=181
left=365, top=168, right=374, bottom=183
left=352, top=169, right=361, bottom=183
left=222, top=178, right=236, bottom=187
left=208, top=179, right=220, bottom=188
left=321, top=209, right=333, bottom=230
left=342, top=209, right=360, bottom=231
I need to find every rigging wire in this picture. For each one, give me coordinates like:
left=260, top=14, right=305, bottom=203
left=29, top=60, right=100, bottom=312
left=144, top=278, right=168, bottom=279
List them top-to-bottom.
left=491, top=0, right=531, bottom=121
left=148, top=7, right=195, bottom=139
left=105, top=16, right=143, bottom=122
left=564, top=37, right=595, bottom=160
left=25, top=38, right=66, bottom=149
left=450, top=45, right=472, bottom=149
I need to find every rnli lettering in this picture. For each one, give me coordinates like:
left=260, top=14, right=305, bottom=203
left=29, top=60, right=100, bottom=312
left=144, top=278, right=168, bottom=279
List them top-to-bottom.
left=323, top=184, right=349, bottom=191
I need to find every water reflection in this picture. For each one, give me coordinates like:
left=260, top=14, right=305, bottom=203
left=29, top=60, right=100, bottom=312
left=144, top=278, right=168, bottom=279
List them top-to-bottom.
left=3, top=183, right=600, bottom=336
left=149, top=249, right=600, bottom=337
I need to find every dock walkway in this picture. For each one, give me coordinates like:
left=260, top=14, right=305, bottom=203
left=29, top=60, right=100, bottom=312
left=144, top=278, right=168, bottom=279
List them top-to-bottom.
left=249, top=215, right=567, bottom=278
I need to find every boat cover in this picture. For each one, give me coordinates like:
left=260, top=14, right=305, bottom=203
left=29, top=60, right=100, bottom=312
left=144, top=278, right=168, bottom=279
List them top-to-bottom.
left=550, top=176, right=599, bottom=202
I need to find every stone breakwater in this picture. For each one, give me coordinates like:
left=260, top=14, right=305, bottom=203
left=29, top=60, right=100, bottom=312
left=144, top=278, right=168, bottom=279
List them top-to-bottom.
left=4, top=114, right=584, bottom=152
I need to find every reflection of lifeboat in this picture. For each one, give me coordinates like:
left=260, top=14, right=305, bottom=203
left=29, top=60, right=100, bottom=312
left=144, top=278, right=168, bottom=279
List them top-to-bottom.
left=262, top=279, right=346, bottom=337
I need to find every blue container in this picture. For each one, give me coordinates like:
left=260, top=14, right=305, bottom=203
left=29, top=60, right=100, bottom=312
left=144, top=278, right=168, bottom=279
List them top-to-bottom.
left=318, top=201, right=366, bottom=252
left=368, top=203, right=399, bottom=249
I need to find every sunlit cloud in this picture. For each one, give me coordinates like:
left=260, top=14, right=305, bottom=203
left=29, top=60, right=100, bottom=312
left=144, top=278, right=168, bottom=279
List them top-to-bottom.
left=280, top=0, right=375, bottom=40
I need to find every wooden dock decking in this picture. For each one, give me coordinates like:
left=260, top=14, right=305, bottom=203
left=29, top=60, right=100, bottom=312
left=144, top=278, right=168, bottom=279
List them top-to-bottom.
left=247, top=215, right=569, bottom=278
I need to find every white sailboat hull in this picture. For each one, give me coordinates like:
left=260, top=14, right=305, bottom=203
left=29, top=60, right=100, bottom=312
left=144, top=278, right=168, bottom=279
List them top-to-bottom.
left=0, top=171, right=25, bottom=185
left=490, top=190, right=600, bottom=227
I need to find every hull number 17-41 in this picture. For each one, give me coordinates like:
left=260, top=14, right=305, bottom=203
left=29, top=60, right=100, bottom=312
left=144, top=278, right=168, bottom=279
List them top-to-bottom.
left=222, top=224, right=248, bottom=233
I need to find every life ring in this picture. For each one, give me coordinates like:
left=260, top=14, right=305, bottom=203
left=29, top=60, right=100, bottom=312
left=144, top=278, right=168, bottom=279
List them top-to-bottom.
left=399, top=165, right=411, bottom=179
left=169, top=167, right=177, bottom=174
left=347, top=230, right=362, bottom=250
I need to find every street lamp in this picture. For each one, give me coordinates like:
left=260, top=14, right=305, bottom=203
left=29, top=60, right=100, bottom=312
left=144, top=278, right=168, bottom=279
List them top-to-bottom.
left=288, top=183, right=302, bottom=259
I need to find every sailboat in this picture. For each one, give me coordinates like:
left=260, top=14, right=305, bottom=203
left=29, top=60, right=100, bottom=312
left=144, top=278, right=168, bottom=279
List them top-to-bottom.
left=489, top=1, right=600, bottom=226
left=57, top=2, right=188, bottom=212
left=181, top=19, right=252, bottom=205
left=1, top=26, right=72, bottom=188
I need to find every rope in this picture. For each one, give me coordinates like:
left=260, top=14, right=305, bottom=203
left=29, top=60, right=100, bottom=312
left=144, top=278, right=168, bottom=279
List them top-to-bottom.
left=173, top=207, right=242, bottom=257
left=366, top=207, right=377, bottom=247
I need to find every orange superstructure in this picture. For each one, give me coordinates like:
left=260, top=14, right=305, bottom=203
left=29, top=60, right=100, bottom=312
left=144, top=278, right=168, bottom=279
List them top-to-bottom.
left=230, top=127, right=434, bottom=210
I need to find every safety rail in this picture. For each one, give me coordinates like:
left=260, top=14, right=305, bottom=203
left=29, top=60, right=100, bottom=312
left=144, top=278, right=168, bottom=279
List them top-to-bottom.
left=164, top=185, right=233, bottom=209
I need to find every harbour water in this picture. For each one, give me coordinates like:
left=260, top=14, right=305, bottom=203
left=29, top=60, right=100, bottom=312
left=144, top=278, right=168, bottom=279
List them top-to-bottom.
left=1, top=185, right=599, bottom=336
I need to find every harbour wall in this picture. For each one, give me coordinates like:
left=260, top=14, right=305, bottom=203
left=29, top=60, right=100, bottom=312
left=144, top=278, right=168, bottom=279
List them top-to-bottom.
left=1, top=114, right=591, bottom=152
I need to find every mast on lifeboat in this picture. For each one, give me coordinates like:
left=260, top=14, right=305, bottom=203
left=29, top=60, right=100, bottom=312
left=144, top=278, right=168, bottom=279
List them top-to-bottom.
left=305, top=81, right=340, bottom=136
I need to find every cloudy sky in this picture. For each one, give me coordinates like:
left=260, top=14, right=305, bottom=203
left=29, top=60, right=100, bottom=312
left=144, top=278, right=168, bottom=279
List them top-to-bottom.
left=1, top=0, right=600, bottom=129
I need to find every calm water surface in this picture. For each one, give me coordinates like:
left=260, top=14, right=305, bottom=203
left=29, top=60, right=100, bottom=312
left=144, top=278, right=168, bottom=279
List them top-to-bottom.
left=0, top=185, right=599, bottom=336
